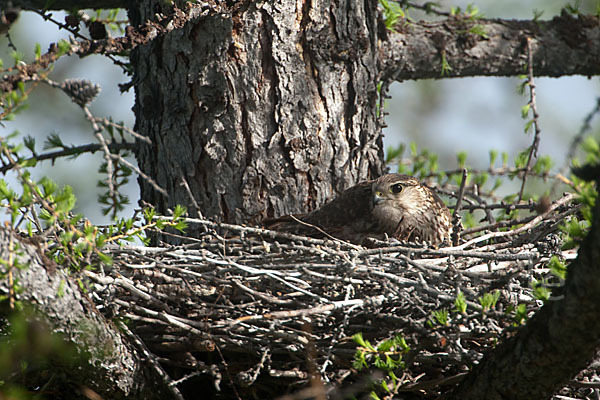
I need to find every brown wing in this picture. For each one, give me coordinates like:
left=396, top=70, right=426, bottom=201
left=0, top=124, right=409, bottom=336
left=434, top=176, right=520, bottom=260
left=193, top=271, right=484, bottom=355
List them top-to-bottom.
left=263, top=180, right=376, bottom=242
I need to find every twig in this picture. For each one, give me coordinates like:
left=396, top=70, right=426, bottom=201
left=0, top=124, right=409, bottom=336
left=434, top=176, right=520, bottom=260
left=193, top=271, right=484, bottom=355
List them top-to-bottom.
left=401, top=0, right=450, bottom=16
left=34, top=10, right=126, bottom=71
left=518, top=37, right=542, bottom=202
left=83, top=105, right=117, bottom=202
left=92, top=116, right=152, bottom=144
left=0, top=142, right=136, bottom=174
left=108, top=152, right=168, bottom=197
left=452, top=169, right=468, bottom=245
left=452, top=169, right=468, bottom=217
left=179, top=176, right=202, bottom=217
left=69, top=182, right=583, bottom=398
left=453, top=193, right=575, bottom=250
left=288, top=215, right=360, bottom=249
left=179, top=216, right=359, bottom=248
left=234, top=296, right=386, bottom=324
left=117, top=321, right=185, bottom=400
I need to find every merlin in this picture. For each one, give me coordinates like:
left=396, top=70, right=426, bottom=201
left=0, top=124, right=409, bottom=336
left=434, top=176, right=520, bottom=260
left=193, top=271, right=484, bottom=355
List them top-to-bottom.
left=264, top=174, right=452, bottom=246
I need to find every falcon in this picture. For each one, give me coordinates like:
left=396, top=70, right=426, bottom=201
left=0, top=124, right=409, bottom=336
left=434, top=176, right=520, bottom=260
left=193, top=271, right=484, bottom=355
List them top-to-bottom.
left=264, top=174, right=452, bottom=246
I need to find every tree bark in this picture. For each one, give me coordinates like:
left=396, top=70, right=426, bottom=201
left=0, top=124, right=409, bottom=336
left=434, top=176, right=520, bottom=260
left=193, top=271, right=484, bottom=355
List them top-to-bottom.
left=131, top=0, right=385, bottom=225
left=380, top=13, right=600, bottom=80
left=0, top=229, right=172, bottom=400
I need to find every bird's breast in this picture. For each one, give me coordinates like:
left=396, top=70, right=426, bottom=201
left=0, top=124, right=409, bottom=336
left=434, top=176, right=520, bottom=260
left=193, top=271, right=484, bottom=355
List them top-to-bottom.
left=371, top=203, right=405, bottom=233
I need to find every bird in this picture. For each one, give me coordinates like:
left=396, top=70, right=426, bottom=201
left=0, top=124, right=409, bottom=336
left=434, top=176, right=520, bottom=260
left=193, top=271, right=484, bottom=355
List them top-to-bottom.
left=264, top=173, right=452, bottom=246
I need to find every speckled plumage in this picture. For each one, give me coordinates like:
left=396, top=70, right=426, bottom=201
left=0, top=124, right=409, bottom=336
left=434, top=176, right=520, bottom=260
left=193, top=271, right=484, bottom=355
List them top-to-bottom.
left=264, top=174, right=452, bottom=246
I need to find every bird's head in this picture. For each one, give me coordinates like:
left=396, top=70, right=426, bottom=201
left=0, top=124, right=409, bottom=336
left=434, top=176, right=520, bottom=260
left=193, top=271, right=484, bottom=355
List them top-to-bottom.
left=372, top=174, right=426, bottom=211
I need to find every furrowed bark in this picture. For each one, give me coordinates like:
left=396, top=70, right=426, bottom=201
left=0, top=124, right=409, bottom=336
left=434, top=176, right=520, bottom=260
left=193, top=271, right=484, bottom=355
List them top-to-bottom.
left=131, top=1, right=384, bottom=226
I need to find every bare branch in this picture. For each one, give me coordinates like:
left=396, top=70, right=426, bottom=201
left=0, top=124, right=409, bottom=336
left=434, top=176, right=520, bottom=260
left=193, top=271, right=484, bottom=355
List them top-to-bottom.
left=518, top=38, right=543, bottom=202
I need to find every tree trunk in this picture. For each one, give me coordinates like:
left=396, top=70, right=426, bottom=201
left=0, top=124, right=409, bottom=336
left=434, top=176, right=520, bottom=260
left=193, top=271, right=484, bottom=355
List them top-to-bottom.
left=132, top=0, right=385, bottom=226
left=0, top=229, right=173, bottom=400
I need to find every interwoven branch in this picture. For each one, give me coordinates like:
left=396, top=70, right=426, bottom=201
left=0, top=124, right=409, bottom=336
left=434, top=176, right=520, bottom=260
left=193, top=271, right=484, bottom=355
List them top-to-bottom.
left=84, top=192, right=583, bottom=397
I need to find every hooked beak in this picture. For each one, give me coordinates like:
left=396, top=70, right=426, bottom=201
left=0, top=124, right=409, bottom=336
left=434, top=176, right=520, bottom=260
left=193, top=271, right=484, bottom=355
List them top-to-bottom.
left=373, top=191, right=385, bottom=206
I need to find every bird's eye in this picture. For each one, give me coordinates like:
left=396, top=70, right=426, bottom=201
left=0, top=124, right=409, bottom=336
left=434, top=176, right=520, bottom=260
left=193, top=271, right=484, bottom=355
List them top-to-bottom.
left=390, top=183, right=403, bottom=194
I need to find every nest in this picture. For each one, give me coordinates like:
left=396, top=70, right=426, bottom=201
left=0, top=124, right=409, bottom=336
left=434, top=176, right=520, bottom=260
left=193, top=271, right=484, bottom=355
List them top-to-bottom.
left=85, top=192, right=588, bottom=399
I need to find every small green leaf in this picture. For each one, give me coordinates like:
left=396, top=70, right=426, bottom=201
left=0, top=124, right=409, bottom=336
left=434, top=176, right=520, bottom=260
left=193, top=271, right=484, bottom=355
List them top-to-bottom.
left=57, top=39, right=72, bottom=57
left=34, top=43, right=42, bottom=61
left=489, top=149, right=498, bottom=167
left=457, top=151, right=467, bottom=169
left=548, top=256, right=567, bottom=280
left=532, top=280, right=550, bottom=302
left=479, top=290, right=501, bottom=312
left=454, top=291, right=467, bottom=313
left=513, top=303, right=528, bottom=325
left=432, top=308, right=449, bottom=325
left=353, top=332, right=367, bottom=347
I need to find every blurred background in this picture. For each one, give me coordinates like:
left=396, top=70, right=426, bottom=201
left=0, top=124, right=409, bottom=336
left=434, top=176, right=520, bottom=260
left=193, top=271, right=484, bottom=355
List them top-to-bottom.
left=0, top=0, right=599, bottom=224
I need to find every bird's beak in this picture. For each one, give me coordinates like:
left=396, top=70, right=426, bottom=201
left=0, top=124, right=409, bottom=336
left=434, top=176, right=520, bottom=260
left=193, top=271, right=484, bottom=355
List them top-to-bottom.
left=373, top=191, right=385, bottom=206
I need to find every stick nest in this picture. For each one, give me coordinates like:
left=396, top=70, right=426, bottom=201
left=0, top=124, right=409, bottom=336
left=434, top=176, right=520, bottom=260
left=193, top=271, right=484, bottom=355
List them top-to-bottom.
left=87, top=192, right=590, bottom=399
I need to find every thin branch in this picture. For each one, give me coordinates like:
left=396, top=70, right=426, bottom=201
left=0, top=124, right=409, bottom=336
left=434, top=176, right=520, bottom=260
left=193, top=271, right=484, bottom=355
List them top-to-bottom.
left=399, top=0, right=450, bottom=16
left=518, top=37, right=542, bottom=202
left=83, top=105, right=117, bottom=203
left=92, top=116, right=152, bottom=144
left=0, top=142, right=136, bottom=174
left=107, top=152, right=168, bottom=197
left=452, top=168, right=468, bottom=245
left=453, top=192, right=575, bottom=250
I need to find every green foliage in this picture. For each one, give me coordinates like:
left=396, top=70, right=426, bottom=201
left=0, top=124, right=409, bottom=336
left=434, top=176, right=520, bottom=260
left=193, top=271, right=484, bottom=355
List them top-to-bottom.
left=379, top=0, right=408, bottom=31
left=563, top=1, right=582, bottom=15
left=450, top=3, right=484, bottom=19
left=91, top=8, right=128, bottom=34
left=468, top=24, right=488, bottom=39
left=56, top=39, right=72, bottom=57
left=34, top=43, right=42, bottom=61
left=441, top=53, right=452, bottom=76
left=0, top=78, right=29, bottom=121
left=521, top=104, right=531, bottom=119
left=28, top=122, right=134, bottom=219
left=0, top=135, right=188, bottom=274
left=581, top=136, right=600, bottom=163
left=386, top=142, right=439, bottom=178
left=385, top=143, right=405, bottom=164
left=514, top=148, right=529, bottom=169
left=489, top=149, right=498, bottom=167
left=456, top=151, right=467, bottom=169
left=533, top=155, right=553, bottom=175
left=473, top=171, right=488, bottom=187
left=461, top=211, right=476, bottom=229
left=560, top=216, right=589, bottom=249
left=548, top=255, right=567, bottom=280
left=531, top=280, right=551, bottom=302
left=478, top=290, right=500, bottom=312
left=454, top=291, right=467, bottom=313
left=508, top=303, right=528, bottom=325
left=431, top=308, right=449, bottom=326
left=353, top=332, right=409, bottom=397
